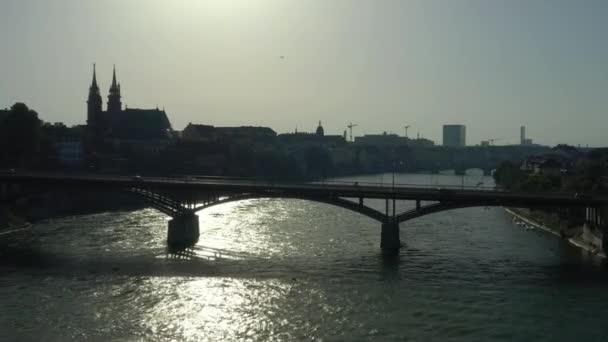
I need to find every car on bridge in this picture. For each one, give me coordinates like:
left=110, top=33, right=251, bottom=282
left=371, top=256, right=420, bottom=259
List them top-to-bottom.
left=437, top=187, right=453, bottom=193
left=574, top=193, right=591, bottom=200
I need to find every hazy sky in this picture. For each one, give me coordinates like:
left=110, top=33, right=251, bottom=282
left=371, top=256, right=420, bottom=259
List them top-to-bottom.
left=1, top=0, right=607, bottom=146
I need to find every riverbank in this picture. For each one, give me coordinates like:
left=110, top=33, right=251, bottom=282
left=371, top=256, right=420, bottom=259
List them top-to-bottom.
left=1, top=190, right=145, bottom=232
left=0, top=207, right=30, bottom=230
left=506, top=208, right=606, bottom=258
left=0, top=209, right=33, bottom=251
left=0, top=222, right=32, bottom=234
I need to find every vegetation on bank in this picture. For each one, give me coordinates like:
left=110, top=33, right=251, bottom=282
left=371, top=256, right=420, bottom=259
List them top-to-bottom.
left=0, top=103, right=82, bottom=170
left=493, top=144, right=608, bottom=247
left=493, top=145, right=608, bottom=194
left=493, top=146, right=608, bottom=257
left=493, top=161, right=561, bottom=192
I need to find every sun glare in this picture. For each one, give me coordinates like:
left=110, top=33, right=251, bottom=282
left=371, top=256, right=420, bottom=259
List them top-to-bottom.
left=172, top=0, right=266, bottom=13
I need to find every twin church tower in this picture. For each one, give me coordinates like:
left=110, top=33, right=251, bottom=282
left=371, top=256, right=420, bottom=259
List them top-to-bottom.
left=86, top=64, right=172, bottom=142
left=87, top=64, right=122, bottom=125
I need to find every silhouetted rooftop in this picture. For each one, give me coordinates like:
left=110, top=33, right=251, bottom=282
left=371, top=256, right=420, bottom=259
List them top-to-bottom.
left=110, top=108, right=172, bottom=140
left=184, top=123, right=214, bottom=134
left=215, top=126, right=276, bottom=136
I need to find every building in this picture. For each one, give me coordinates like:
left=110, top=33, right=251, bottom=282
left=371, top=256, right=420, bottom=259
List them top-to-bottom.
left=87, top=65, right=172, bottom=145
left=316, top=121, right=324, bottom=136
left=278, top=122, right=346, bottom=147
left=182, top=123, right=277, bottom=144
left=182, top=124, right=218, bottom=142
left=442, top=125, right=466, bottom=147
left=215, top=126, right=277, bottom=144
left=520, top=126, right=534, bottom=145
left=354, top=132, right=434, bottom=147
left=355, top=132, right=404, bottom=146
left=411, top=137, right=435, bottom=147
left=57, top=141, right=84, bottom=167
left=520, top=156, right=569, bottom=176
left=520, top=156, right=543, bottom=173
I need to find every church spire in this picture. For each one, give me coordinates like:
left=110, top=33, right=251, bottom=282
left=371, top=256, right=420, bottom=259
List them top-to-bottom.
left=90, top=63, right=99, bottom=90
left=87, top=64, right=103, bottom=129
left=107, top=64, right=122, bottom=113
left=110, top=64, right=118, bottom=90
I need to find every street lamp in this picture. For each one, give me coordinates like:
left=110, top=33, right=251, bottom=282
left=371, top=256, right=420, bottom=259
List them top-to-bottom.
left=392, top=160, right=404, bottom=190
left=392, top=160, right=395, bottom=191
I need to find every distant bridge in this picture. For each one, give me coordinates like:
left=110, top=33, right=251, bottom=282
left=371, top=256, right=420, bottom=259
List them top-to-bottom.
left=1, top=172, right=606, bottom=255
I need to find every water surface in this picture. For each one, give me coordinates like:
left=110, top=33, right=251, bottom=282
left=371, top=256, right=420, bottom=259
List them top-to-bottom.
left=1, top=173, right=607, bottom=341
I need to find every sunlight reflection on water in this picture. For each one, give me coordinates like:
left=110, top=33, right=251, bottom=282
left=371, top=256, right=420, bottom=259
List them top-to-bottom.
left=2, top=174, right=608, bottom=341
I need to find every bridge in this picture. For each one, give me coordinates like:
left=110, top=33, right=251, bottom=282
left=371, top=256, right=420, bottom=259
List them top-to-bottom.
left=2, top=172, right=607, bottom=255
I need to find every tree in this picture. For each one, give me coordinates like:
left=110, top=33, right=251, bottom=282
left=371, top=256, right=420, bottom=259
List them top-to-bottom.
left=0, top=103, right=43, bottom=168
left=493, top=161, right=525, bottom=189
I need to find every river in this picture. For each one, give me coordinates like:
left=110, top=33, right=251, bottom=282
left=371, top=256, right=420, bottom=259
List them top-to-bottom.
left=1, top=173, right=608, bottom=341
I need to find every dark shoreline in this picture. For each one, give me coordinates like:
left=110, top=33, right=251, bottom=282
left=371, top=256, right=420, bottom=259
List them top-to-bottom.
left=1, top=190, right=145, bottom=230
left=506, top=208, right=606, bottom=258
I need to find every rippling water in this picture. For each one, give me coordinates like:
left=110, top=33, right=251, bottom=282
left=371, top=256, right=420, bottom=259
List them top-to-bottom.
left=2, top=173, right=608, bottom=341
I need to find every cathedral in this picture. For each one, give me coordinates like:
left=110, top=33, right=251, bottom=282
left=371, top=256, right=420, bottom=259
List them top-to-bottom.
left=87, top=65, right=172, bottom=142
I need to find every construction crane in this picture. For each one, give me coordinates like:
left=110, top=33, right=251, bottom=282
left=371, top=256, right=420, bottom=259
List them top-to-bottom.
left=347, top=122, right=358, bottom=142
left=404, top=125, right=411, bottom=138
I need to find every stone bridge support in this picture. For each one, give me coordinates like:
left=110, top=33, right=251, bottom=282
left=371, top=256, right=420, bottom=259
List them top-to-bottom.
left=0, top=183, right=7, bottom=201
left=0, top=183, right=20, bottom=202
left=581, top=206, right=608, bottom=255
left=600, top=206, right=608, bottom=255
left=167, top=212, right=200, bottom=249
left=381, top=220, right=401, bottom=256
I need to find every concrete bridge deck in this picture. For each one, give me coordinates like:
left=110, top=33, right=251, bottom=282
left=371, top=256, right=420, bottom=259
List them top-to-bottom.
left=1, top=172, right=604, bottom=206
left=2, top=172, right=607, bottom=254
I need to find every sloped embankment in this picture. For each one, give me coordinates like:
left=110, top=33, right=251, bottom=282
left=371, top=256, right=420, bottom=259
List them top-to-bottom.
left=507, top=208, right=605, bottom=258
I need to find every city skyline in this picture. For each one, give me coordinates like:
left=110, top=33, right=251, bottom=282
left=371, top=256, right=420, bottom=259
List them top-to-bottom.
left=2, top=1, right=608, bottom=146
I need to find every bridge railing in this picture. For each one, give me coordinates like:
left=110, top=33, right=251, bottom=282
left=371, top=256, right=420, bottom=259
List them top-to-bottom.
left=0, top=172, right=592, bottom=198
left=165, top=174, right=502, bottom=191
left=307, top=179, right=500, bottom=191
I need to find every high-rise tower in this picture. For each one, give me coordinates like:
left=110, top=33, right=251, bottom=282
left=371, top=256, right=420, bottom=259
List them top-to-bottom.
left=107, top=65, right=122, bottom=114
left=442, top=125, right=466, bottom=147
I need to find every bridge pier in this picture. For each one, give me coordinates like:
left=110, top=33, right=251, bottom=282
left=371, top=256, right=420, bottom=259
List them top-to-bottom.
left=0, top=183, right=6, bottom=201
left=167, top=212, right=200, bottom=249
left=381, top=221, right=401, bottom=256
left=603, top=226, right=608, bottom=255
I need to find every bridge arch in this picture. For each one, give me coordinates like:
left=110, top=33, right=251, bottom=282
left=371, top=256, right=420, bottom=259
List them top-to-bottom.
left=124, top=187, right=188, bottom=217
left=121, top=188, right=389, bottom=223
left=124, top=188, right=534, bottom=226
left=122, top=189, right=391, bottom=251
left=192, top=193, right=387, bottom=222
left=395, top=201, right=485, bottom=223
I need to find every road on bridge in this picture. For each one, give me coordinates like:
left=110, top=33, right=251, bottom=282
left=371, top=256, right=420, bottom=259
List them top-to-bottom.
left=1, top=171, right=606, bottom=208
